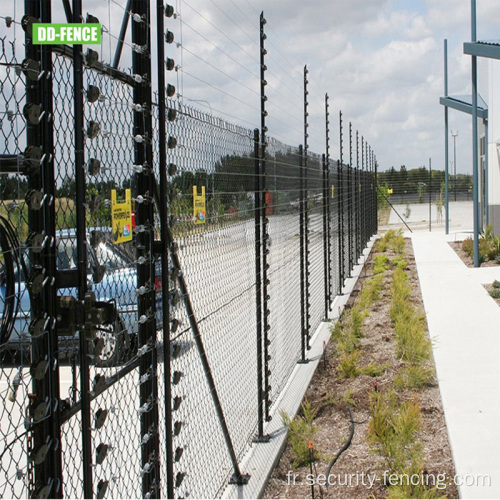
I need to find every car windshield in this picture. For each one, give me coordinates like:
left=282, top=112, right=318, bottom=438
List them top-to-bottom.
left=57, top=235, right=131, bottom=272
left=94, top=241, right=130, bottom=270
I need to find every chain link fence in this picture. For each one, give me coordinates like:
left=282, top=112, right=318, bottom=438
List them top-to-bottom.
left=0, top=2, right=378, bottom=498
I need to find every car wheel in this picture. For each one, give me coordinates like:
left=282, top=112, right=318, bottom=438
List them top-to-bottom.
left=94, top=316, right=130, bottom=367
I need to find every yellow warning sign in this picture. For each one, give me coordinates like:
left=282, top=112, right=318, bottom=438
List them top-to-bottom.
left=193, top=186, right=206, bottom=225
left=388, top=188, right=393, bottom=194
left=111, top=189, right=133, bottom=243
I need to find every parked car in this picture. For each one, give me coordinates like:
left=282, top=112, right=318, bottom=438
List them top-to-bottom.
left=0, top=228, right=139, bottom=367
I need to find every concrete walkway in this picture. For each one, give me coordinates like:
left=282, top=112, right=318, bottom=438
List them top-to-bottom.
left=410, top=229, right=500, bottom=499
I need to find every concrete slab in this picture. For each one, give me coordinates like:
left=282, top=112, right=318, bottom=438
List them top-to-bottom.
left=411, top=230, right=500, bottom=499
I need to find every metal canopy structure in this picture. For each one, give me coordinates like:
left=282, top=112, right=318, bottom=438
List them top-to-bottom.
left=440, top=36, right=489, bottom=239
left=464, top=40, right=500, bottom=61
left=440, top=94, right=488, bottom=119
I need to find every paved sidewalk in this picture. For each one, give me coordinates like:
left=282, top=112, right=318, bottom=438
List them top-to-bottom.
left=410, top=230, right=500, bottom=499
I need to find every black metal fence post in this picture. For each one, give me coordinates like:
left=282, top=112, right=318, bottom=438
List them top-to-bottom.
left=23, top=0, right=63, bottom=496
left=71, top=0, right=93, bottom=496
left=40, top=1, right=63, bottom=495
left=131, top=1, right=161, bottom=495
left=156, top=1, right=174, bottom=496
left=259, top=12, right=272, bottom=421
left=303, top=66, right=311, bottom=348
left=325, top=94, right=332, bottom=311
left=338, top=111, right=344, bottom=294
left=348, top=122, right=353, bottom=277
left=253, top=128, right=268, bottom=441
left=356, top=130, right=361, bottom=261
left=361, top=136, right=366, bottom=250
left=298, top=144, right=307, bottom=363
left=322, top=153, right=328, bottom=320
left=429, top=157, right=432, bottom=232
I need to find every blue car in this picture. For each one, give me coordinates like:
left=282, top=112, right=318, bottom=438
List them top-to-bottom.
left=0, top=228, right=141, bottom=367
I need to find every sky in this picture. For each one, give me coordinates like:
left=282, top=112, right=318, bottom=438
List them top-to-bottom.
left=6, top=0, right=500, bottom=173
left=166, top=0, right=500, bottom=173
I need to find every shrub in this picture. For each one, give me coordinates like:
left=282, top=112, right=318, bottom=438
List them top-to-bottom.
left=390, top=233, right=406, bottom=255
left=374, top=238, right=388, bottom=253
left=462, top=238, right=473, bottom=258
left=374, top=254, right=390, bottom=275
left=392, top=255, right=408, bottom=270
left=358, top=274, right=384, bottom=308
left=493, top=280, right=500, bottom=289
left=489, top=288, right=500, bottom=299
left=348, top=306, right=365, bottom=339
left=394, top=316, right=432, bottom=363
left=338, top=350, right=361, bottom=379
left=361, top=362, right=388, bottom=377
left=395, top=364, right=434, bottom=390
left=368, top=390, right=422, bottom=474
left=281, top=399, right=318, bottom=467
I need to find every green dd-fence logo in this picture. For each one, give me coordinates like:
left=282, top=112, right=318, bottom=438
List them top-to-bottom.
left=32, top=23, right=101, bottom=45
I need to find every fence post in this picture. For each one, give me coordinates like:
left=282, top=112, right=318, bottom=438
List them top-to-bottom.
left=24, top=0, right=63, bottom=496
left=71, top=0, right=94, bottom=496
left=132, top=0, right=161, bottom=495
left=156, top=1, right=174, bottom=496
left=259, top=12, right=272, bottom=421
left=303, top=66, right=311, bottom=348
left=325, top=94, right=332, bottom=312
left=338, top=112, right=344, bottom=294
left=348, top=122, right=353, bottom=277
left=254, top=128, right=269, bottom=442
left=356, top=130, right=361, bottom=261
left=361, top=137, right=366, bottom=249
left=298, top=144, right=308, bottom=363
left=322, top=153, right=329, bottom=320
left=375, top=156, right=379, bottom=234
left=429, top=157, right=432, bottom=232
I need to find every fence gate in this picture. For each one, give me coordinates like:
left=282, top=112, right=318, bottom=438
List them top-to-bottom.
left=0, top=1, right=178, bottom=497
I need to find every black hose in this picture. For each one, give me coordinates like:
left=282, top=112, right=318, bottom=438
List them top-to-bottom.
left=0, top=215, right=27, bottom=345
left=325, top=405, right=354, bottom=489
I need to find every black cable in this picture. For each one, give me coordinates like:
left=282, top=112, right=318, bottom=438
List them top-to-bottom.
left=0, top=215, right=25, bottom=345
left=325, top=405, right=354, bottom=489
left=0, top=430, right=30, bottom=463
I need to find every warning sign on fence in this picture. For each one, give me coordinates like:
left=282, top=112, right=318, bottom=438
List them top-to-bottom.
left=193, top=186, right=206, bottom=225
left=111, top=189, right=133, bottom=243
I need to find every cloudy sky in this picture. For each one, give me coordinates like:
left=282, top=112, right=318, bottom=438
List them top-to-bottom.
left=15, top=0, right=500, bottom=173
left=165, top=0, right=500, bottom=173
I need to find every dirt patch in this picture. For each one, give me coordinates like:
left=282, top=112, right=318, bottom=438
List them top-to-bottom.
left=263, top=239, right=458, bottom=499
left=449, top=240, right=499, bottom=268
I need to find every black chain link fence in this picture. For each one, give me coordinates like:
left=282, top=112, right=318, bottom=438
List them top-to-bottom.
left=0, top=2, right=378, bottom=498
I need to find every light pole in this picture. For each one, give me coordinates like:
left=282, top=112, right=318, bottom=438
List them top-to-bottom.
left=451, top=130, right=458, bottom=201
